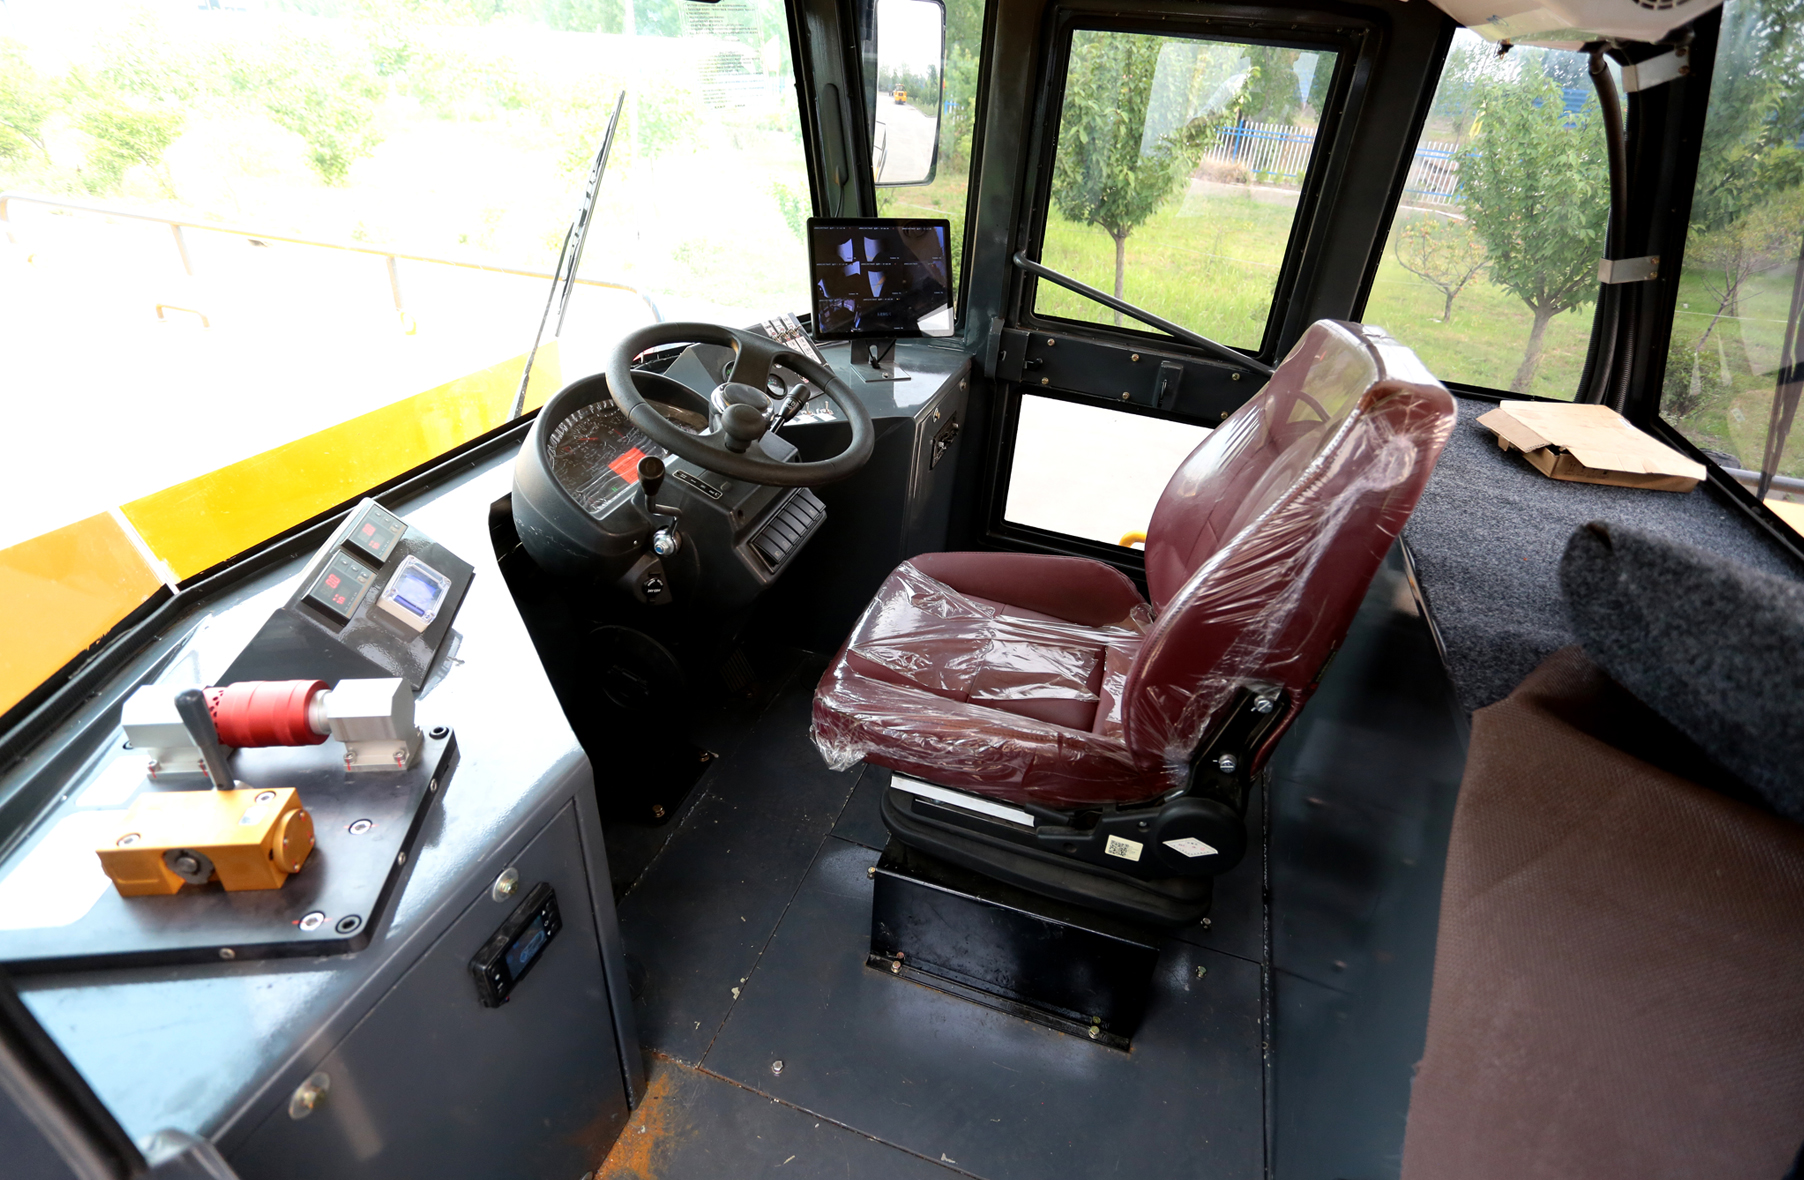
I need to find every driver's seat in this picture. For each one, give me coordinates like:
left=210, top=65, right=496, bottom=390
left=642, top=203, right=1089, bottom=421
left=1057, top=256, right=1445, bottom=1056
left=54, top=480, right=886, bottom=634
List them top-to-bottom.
left=810, top=320, right=1457, bottom=924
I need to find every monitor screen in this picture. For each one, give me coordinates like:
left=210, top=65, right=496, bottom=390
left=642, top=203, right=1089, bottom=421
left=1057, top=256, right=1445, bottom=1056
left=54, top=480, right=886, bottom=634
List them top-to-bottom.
left=807, top=218, right=953, bottom=339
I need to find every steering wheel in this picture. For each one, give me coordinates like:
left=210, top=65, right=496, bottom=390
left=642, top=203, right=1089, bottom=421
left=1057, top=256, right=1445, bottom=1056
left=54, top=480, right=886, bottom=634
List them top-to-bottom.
left=608, top=322, right=875, bottom=487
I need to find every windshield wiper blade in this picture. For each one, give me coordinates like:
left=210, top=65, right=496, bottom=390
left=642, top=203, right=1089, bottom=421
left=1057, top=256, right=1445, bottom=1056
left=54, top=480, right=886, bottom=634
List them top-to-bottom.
left=511, top=90, right=627, bottom=420
left=1011, top=252, right=1273, bottom=377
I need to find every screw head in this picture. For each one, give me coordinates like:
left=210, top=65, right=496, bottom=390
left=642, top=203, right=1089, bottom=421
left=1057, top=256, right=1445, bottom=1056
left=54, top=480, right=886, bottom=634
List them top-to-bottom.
left=1130, top=353, right=1140, bottom=362
left=1231, top=372, right=1243, bottom=381
left=1040, top=377, right=1049, bottom=386
left=1120, top=392, right=1130, bottom=401
left=1253, top=697, right=1275, bottom=714
left=1216, top=753, right=1238, bottom=773
left=254, top=790, right=276, bottom=804
left=652, top=804, right=667, bottom=819
left=348, top=819, right=373, bottom=835
left=116, top=833, right=140, bottom=847
left=866, top=866, right=876, bottom=878
left=492, top=868, right=520, bottom=901
left=299, top=911, right=326, bottom=932
left=219, top=948, right=236, bottom=960
left=1195, top=965, right=1207, bottom=979
left=1087, top=1025, right=1099, bottom=1039
left=771, top=1060, right=784, bottom=1076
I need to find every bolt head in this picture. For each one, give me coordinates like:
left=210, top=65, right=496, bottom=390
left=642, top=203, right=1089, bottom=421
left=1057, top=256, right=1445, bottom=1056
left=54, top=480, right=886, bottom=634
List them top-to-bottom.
left=1231, top=372, right=1243, bottom=381
left=1253, top=697, right=1275, bottom=714
left=1216, top=753, right=1238, bottom=773
left=254, top=790, right=276, bottom=803
left=652, top=804, right=667, bottom=819
left=116, top=833, right=140, bottom=846
left=1087, top=1026, right=1099, bottom=1039
left=771, top=1060, right=784, bottom=1076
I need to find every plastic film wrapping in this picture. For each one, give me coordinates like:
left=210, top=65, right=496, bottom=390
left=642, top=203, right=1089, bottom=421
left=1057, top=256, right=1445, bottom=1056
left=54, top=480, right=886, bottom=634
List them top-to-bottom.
left=812, top=322, right=1456, bottom=811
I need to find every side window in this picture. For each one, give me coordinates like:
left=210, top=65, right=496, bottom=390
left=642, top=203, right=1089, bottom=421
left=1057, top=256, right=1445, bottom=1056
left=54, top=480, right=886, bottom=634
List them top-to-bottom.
left=874, top=0, right=986, bottom=297
left=1659, top=0, right=1804, bottom=529
left=1032, top=29, right=1339, bottom=352
left=1361, top=31, right=1611, bottom=398
left=1004, top=395, right=1212, bottom=547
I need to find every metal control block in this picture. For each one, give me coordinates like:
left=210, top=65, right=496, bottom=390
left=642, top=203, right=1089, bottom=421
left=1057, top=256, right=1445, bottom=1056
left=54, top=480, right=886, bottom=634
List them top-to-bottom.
left=322, top=677, right=422, bottom=771
left=122, top=683, right=220, bottom=777
left=95, top=786, right=315, bottom=897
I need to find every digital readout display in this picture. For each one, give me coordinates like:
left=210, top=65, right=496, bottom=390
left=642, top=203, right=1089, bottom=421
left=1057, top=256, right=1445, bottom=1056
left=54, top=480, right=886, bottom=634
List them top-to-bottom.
left=304, top=551, right=376, bottom=622
left=390, top=570, right=444, bottom=617
left=505, top=915, right=550, bottom=979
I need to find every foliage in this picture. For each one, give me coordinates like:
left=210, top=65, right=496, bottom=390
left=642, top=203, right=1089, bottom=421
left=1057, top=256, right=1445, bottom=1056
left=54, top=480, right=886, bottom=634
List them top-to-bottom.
left=1688, top=0, right=1804, bottom=235
left=1050, top=31, right=1244, bottom=312
left=234, top=36, right=386, bottom=185
left=0, top=39, right=54, bottom=163
left=1240, top=47, right=1306, bottom=124
left=1459, top=66, right=1608, bottom=391
left=1687, top=185, right=1804, bottom=347
left=1391, top=216, right=1487, bottom=323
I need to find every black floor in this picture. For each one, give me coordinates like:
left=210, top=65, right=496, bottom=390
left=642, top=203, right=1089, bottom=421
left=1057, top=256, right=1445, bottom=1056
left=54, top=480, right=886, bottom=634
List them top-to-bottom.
left=599, top=546, right=1466, bottom=1180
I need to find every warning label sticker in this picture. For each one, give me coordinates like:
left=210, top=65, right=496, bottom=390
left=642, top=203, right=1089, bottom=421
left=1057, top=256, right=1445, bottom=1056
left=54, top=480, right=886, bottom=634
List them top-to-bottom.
left=1104, top=835, right=1143, bottom=862
left=1163, top=837, right=1219, bottom=858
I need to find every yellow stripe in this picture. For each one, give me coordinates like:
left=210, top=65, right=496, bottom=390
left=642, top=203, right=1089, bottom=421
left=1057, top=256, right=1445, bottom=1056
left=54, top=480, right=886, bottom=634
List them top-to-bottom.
left=122, top=343, right=561, bottom=582
left=0, top=514, right=163, bottom=716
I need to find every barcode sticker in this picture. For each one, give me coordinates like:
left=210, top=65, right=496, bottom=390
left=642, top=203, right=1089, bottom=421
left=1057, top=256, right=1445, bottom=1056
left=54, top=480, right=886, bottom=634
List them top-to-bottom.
left=1104, top=835, right=1143, bottom=862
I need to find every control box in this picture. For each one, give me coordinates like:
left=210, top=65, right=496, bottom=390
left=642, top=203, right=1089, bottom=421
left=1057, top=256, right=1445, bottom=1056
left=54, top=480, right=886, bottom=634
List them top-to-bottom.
left=220, top=498, right=475, bottom=692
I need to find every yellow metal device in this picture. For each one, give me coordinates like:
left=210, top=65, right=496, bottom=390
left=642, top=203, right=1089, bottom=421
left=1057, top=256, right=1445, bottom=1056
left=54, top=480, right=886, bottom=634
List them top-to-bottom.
left=95, top=787, right=315, bottom=897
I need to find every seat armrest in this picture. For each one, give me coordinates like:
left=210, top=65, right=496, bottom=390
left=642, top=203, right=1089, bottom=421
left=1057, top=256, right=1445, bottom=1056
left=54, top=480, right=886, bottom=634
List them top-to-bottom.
left=909, top=552, right=1146, bottom=628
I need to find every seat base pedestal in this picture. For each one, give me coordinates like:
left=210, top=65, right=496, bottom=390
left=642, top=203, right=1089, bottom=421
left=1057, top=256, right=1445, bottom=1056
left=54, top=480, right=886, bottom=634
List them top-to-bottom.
left=880, top=786, right=1214, bottom=926
left=869, top=841, right=1164, bottom=1047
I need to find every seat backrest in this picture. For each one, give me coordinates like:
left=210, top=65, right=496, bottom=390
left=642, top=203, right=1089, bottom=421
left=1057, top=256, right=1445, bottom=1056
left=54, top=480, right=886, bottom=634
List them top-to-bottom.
left=1123, top=320, right=1456, bottom=769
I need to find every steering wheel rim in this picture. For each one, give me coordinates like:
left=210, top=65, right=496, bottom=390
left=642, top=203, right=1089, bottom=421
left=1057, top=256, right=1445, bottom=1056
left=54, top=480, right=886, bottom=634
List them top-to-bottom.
left=607, top=322, right=875, bottom=487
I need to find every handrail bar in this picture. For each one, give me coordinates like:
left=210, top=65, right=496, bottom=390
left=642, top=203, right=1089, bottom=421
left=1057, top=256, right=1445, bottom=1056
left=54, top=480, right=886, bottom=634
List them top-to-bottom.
left=0, top=191, right=662, bottom=322
left=1011, top=251, right=1272, bottom=376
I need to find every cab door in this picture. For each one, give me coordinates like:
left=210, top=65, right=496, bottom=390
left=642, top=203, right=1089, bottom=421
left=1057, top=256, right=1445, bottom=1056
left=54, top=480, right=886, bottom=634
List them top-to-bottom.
left=962, top=0, right=1451, bottom=565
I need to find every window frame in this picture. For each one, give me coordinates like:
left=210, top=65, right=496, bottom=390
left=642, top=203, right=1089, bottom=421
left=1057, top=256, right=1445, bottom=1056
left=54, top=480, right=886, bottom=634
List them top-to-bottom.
left=1014, top=5, right=1376, bottom=365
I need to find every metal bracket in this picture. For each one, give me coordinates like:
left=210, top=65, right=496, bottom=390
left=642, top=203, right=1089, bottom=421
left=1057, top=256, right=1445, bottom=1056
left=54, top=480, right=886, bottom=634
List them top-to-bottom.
left=1620, top=48, right=1690, bottom=94
left=1598, top=255, right=1659, bottom=284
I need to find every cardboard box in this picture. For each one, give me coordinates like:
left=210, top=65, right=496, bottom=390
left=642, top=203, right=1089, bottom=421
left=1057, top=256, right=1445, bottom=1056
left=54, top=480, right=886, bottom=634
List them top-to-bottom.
left=1477, top=402, right=1706, bottom=493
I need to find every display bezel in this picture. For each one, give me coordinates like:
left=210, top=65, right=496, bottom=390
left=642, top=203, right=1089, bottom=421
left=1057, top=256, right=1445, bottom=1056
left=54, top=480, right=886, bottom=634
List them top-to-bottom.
left=806, top=217, right=954, bottom=341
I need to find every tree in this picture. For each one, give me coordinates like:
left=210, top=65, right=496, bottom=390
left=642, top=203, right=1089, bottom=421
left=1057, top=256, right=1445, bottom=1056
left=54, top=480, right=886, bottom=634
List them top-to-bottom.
left=1050, top=31, right=1241, bottom=318
left=238, top=37, right=386, bottom=185
left=0, top=39, right=54, bottom=164
left=1459, top=70, right=1608, bottom=392
left=1688, top=186, right=1804, bottom=352
left=1392, top=216, right=1487, bottom=323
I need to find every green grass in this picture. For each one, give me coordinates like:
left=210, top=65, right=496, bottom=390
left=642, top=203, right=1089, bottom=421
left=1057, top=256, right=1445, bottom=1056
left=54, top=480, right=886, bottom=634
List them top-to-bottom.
left=1034, top=192, right=1598, bottom=400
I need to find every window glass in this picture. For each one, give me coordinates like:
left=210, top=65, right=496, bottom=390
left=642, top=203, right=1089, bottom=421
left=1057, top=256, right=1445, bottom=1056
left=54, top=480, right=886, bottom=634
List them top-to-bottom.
left=0, top=0, right=811, bottom=550
left=874, top=0, right=983, bottom=290
left=1660, top=0, right=1804, bottom=527
left=1032, top=30, right=1338, bottom=351
left=1362, top=30, right=1610, bottom=397
left=1004, top=394, right=1211, bottom=546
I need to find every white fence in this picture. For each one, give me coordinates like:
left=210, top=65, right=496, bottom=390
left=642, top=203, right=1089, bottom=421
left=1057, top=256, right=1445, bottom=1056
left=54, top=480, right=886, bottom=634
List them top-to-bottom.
left=1203, top=120, right=1463, bottom=206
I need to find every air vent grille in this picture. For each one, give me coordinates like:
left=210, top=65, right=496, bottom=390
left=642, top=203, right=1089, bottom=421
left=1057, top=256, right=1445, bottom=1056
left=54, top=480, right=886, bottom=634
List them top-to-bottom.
left=749, top=490, right=826, bottom=572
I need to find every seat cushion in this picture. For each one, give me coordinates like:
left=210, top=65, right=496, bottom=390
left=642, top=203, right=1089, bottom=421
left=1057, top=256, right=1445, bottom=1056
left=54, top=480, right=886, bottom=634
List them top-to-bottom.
left=812, top=559, right=1179, bottom=809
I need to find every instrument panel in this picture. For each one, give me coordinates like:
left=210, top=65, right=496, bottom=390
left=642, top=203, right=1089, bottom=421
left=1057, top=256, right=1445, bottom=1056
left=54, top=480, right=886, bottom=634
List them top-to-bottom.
left=545, top=399, right=705, bottom=518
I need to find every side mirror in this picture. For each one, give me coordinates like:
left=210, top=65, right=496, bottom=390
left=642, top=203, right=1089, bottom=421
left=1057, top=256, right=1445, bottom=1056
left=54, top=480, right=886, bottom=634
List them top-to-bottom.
left=869, top=0, right=945, bottom=187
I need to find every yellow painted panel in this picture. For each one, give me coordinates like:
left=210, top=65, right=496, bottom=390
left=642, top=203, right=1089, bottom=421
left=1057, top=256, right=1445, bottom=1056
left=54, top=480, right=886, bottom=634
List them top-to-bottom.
left=123, top=343, right=561, bottom=582
left=0, top=514, right=163, bottom=717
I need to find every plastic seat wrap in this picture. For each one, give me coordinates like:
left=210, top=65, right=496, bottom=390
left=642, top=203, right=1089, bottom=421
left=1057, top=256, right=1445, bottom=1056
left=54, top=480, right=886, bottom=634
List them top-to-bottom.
left=812, top=321, right=1458, bottom=811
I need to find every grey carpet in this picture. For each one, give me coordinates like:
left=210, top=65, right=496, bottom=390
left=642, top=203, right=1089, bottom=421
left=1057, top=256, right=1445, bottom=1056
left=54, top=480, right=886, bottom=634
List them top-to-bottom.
left=1402, top=395, right=1804, bottom=715
left=1561, top=522, right=1804, bottom=822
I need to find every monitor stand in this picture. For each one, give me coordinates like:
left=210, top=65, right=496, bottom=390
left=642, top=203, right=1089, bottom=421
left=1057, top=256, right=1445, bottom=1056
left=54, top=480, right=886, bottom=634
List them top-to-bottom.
left=851, top=338, right=911, bottom=383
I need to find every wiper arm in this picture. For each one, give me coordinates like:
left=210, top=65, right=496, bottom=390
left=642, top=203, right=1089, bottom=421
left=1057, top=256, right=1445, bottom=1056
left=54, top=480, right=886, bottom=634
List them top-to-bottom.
left=1012, top=252, right=1273, bottom=377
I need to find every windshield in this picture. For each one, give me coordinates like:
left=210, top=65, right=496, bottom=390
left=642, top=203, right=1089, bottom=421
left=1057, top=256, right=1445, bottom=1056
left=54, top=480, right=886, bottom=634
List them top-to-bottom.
left=0, top=0, right=812, bottom=553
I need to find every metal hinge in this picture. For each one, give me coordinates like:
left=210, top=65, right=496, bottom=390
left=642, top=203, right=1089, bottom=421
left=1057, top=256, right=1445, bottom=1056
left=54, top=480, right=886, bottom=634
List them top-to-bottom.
left=1620, top=48, right=1690, bottom=94
left=1598, top=256, right=1659, bottom=284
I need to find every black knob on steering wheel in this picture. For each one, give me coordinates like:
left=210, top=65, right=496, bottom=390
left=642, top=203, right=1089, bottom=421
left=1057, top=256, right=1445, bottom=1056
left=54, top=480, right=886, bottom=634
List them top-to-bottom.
left=607, top=322, right=875, bottom=487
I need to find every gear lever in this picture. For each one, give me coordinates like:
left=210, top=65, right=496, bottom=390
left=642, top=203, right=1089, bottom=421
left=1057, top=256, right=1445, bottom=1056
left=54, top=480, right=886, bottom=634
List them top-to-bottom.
left=638, top=455, right=682, bottom=557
